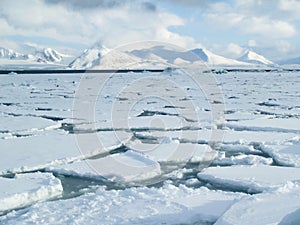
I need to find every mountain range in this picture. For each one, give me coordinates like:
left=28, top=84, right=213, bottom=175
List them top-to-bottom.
left=1, top=44, right=299, bottom=69
left=68, top=44, right=277, bottom=69
left=0, top=47, right=72, bottom=66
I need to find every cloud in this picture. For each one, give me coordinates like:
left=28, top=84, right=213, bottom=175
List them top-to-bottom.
left=0, top=0, right=194, bottom=50
left=43, top=0, right=157, bottom=12
left=44, top=0, right=124, bottom=10
left=162, top=0, right=209, bottom=7
left=278, top=0, right=300, bottom=19
left=205, top=1, right=297, bottom=39
left=243, top=17, right=296, bottom=38
left=248, top=39, right=257, bottom=47
left=275, top=40, right=294, bottom=53
left=211, top=42, right=245, bottom=59
left=226, top=43, right=245, bottom=57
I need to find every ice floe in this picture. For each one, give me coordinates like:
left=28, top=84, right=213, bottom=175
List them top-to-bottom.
left=0, top=131, right=125, bottom=174
left=261, top=143, right=300, bottom=167
left=47, top=150, right=161, bottom=184
left=198, top=165, right=300, bottom=193
left=0, top=172, right=62, bottom=213
left=215, top=182, right=300, bottom=225
left=0, top=184, right=245, bottom=225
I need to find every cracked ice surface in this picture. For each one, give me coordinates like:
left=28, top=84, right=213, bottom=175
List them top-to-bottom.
left=1, top=71, right=300, bottom=224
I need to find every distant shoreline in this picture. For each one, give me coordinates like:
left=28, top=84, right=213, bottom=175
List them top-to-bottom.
left=0, top=67, right=300, bottom=75
left=0, top=69, right=165, bottom=75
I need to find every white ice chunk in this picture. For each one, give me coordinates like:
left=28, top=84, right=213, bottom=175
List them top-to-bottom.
left=225, top=117, right=300, bottom=133
left=128, top=140, right=216, bottom=163
left=262, top=143, right=300, bottom=167
left=47, top=150, right=161, bottom=183
left=212, top=154, right=273, bottom=166
left=198, top=165, right=300, bottom=193
left=0, top=172, right=62, bottom=213
left=215, top=183, right=300, bottom=225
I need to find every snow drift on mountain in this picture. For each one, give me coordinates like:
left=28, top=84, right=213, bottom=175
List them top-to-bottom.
left=69, top=45, right=250, bottom=69
left=68, top=46, right=109, bottom=69
left=0, top=47, right=31, bottom=60
left=0, top=47, right=70, bottom=66
left=35, top=48, right=65, bottom=63
left=190, top=48, right=249, bottom=66
left=238, top=50, right=274, bottom=65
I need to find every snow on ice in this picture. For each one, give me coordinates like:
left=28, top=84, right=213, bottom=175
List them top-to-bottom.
left=0, top=172, right=62, bottom=213
left=215, top=182, right=300, bottom=225
left=0, top=184, right=245, bottom=225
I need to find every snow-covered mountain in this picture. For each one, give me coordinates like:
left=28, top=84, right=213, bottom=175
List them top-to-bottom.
left=1, top=44, right=280, bottom=69
left=68, top=45, right=110, bottom=69
left=69, top=45, right=251, bottom=69
left=0, top=47, right=72, bottom=67
left=0, top=47, right=31, bottom=60
left=35, top=48, right=66, bottom=63
left=189, top=48, right=249, bottom=66
left=238, top=50, right=274, bottom=65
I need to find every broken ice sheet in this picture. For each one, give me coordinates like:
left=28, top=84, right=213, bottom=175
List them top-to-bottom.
left=0, top=172, right=62, bottom=213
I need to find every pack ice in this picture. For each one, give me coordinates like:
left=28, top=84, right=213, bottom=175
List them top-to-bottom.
left=0, top=70, right=300, bottom=224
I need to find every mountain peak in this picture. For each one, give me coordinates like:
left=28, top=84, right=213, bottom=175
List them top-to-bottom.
left=68, top=44, right=111, bottom=69
left=0, top=47, right=29, bottom=60
left=39, top=48, right=63, bottom=62
left=238, top=50, right=274, bottom=65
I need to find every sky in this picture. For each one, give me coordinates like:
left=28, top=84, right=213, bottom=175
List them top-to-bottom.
left=1, top=0, right=300, bottom=61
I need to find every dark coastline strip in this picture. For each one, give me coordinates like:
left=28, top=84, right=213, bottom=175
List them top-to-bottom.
left=0, top=68, right=300, bottom=75
left=0, top=69, right=165, bottom=75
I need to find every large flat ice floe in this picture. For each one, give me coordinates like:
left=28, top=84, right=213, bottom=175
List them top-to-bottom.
left=224, top=117, right=300, bottom=134
left=0, top=131, right=125, bottom=175
left=46, top=142, right=216, bottom=184
left=47, top=150, right=161, bottom=183
left=197, top=165, right=300, bottom=193
left=0, top=172, right=63, bottom=213
left=215, top=183, right=300, bottom=225
left=0, top=184, right=245, bottom=225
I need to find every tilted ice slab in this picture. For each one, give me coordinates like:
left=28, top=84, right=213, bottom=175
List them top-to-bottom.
left=224, top=117, right=300, bottom=134
left=135, top=129, right=297, bottom=146
left=221, top=129, right=298, bottom=145
left=0, top=130, right=126, bottom=175
left=127, top=139, right=216, bottom=163
left=261, top=143, right=300, bottom=167
left=47, top=150, right=161, bottom=183
left=212, top=153, right=273, bottom=166
left=197, top=165, right=300, bottom=193
left=0, top=172, right=62, bottom=213
left=215, top=183, right=300, bottom=225
left=0, top=184, right=245, bottom=225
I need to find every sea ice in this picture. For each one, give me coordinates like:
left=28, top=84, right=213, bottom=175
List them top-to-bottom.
left=261, top=143, right=300, bottom=167
left=47, top=150, right=161, bottom=183
left=198, top=165, right=300, bottom=193
left=0, top=172, right=62, bottom=213
left=215, top=182, right=300, bottom=225
left=0, top=184, right=245, bottom=225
